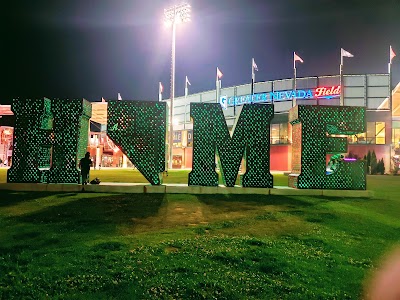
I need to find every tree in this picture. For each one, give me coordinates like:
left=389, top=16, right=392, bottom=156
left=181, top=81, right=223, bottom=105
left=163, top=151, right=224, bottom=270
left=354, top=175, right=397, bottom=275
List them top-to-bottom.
left=366, top=150, right=371, bottom=170
left=370, top=151, right=378, bottom=175
left=391, top=157, right=399, bottom=175
left=377, top=158, right=385, bottom=175
left=380, top=158, right=385, bottom=175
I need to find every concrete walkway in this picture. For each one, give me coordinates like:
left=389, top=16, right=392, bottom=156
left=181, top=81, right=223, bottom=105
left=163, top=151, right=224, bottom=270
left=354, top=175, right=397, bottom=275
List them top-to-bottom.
left=0, top=182, right=372, bottom=197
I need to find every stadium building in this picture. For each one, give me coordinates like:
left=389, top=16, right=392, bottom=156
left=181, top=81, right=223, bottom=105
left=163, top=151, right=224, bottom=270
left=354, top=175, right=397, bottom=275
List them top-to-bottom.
left=1, top=73, right=399, bottom=172
left=170, top=73, right=399, bottom=171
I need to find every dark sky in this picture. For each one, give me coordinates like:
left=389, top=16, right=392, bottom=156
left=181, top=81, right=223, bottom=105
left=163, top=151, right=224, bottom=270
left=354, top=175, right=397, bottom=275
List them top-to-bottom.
left=2, top=0, right=400, bottom=104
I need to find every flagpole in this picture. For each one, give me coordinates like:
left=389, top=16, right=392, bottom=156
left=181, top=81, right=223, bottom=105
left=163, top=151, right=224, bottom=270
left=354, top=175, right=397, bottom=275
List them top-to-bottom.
left=339, top=49, right=343, bottom=106
left=341, top=49, right=344, bottom=66
left=388, top=49, right=393, bottom=172
left=292, top=52, right=297, bottom=107
left=292, top=52, right=304, bottom=107
left=251, top=58, right=255, bottom=103
left=388, top=58, right=393, bottom=170
left=340, top=62, right=344, bottom=106
left=389, top=62, right=392, bottom=111
left=293, top=66, right=297, bottom=107
left=215, top=67, right=218, bottom=103
left=216, top=68, right=220, bottom=104
left=184, top=77, right=188, bottom=130
left=185, top=77, right=189, bottom=98
left=216, top=79, right=220, bottom=104
left=159, top=82, right=162, bottom=102
left=234, top=86, right=237, bottom=116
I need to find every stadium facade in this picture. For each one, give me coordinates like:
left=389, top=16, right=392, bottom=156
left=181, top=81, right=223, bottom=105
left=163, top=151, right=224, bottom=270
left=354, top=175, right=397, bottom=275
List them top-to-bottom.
left=1, top=73, right=400, bottom=172
left=171, top=73, right=399, bottom=172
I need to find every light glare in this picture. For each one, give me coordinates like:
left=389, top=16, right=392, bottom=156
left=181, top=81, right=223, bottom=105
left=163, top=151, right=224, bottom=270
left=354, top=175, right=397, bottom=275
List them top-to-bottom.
left=164, top=3, right=191, bottom=25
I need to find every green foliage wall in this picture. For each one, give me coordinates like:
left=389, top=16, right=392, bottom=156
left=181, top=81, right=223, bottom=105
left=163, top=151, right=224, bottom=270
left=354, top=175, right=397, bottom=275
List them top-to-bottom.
left=7, top=98, right=92, bottom=183
left=7, top=98, right=49, bottom=183
left=48, top=99, right=92, bottom=183
left=107, top=101, right=166, bottom=185
left=189, top=103, right=273, bottom=187
left=288, top=105, right=366, bottom=190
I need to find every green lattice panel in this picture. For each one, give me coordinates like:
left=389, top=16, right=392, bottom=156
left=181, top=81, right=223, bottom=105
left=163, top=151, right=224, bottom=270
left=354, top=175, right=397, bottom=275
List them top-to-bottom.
left=7, top=98, right=49, bottom=183
left=38, top=98, right=53, bottom=169
left=48, top=98, right=92, bottom=183
left=77, top=100, right=92, bottom=168
left=107, top=101, right=166, bottom=185
left=189, top=103, right=273, bottom=187
left=288, top=105, right=366, bottom=190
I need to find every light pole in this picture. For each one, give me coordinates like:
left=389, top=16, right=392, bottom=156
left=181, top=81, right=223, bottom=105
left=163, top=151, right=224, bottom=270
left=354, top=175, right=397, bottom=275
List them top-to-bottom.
left=164, top=3, right=191, bottom=170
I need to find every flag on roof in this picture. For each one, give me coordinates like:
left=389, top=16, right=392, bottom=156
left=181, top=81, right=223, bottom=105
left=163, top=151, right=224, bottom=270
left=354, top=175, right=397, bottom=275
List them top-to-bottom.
left=390, top=45, right=396, bottom=63
left=341, top=48, right=354, bottom=58
left=294, top=52, right=304, bottom=64
left=252, top=58, right=258, bottom=72
left=217, top=67, right=223, bottom=79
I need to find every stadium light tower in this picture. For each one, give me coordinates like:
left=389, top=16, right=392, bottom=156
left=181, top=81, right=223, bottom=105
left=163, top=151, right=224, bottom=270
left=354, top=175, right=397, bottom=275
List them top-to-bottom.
left=164, top=3, right=191, bottom=170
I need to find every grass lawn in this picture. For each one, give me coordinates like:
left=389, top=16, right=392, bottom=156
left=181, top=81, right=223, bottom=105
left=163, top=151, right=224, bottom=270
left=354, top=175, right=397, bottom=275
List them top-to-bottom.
left=0, top=168, right=399, bottom=299
left=0, top=168, right=290, bottom=186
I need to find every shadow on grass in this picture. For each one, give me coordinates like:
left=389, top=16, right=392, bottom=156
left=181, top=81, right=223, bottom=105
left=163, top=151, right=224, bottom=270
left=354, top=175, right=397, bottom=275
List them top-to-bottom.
left=0, top=191, right=71, bottom=207
left=0, top=194, right=165, bottom=255
left=15, top=194, right=164, bottom=226
left=197, top=194, right=315, bottom=211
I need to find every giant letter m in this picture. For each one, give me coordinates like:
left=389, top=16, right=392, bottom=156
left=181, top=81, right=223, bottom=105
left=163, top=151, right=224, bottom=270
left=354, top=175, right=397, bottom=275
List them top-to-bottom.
left=189, top=103, right=274, bottom=188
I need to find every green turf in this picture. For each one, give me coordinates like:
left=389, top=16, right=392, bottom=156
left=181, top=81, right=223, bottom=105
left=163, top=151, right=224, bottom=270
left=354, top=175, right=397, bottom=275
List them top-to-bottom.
left=0, top=168, right=289, bottom=186
left=0, top=169, right=399, bottom=299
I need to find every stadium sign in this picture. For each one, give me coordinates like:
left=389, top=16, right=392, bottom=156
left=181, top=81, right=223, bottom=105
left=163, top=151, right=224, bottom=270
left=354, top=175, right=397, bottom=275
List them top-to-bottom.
left=220, top=85, right=341, bottom=109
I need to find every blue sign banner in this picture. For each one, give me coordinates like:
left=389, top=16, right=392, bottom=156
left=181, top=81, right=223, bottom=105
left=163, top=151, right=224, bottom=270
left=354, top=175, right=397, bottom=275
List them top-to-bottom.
left=220, top=86, right=340, bottom=108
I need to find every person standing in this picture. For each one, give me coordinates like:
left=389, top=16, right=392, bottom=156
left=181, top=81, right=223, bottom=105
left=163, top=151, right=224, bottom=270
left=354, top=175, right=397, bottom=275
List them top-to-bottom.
left=79, top=152, right=92, bottom=190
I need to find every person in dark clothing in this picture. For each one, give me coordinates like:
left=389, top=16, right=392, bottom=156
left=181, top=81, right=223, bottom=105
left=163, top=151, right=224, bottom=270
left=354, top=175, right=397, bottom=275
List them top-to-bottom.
left=79, top=152, right=92, bottom=190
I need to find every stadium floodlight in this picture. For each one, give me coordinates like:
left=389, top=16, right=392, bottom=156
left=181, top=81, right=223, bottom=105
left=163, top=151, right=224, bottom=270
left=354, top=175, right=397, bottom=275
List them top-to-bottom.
left=164, top=3, right=191, bottom=170
left=164, top=3, right=191, bottom=26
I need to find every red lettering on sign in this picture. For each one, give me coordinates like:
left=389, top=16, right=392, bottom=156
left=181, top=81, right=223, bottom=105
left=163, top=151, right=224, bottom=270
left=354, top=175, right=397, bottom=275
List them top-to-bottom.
left=315, top=85, right=341, bottom=98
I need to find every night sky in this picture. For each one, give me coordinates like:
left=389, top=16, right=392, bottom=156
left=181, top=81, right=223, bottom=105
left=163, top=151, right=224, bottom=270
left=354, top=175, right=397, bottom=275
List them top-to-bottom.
left=2, top=0, right=400, bottom=104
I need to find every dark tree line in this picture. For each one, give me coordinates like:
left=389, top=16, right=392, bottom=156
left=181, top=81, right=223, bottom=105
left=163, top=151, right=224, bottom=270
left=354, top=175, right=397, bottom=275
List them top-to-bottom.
left=364, top=150, right=385, bottom=175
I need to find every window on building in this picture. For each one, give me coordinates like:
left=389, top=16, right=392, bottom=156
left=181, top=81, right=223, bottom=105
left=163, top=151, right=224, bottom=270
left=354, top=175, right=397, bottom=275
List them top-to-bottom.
left=348, top=122, right=385, bottom=144
left=375, top=122, right=385, bottom=144
left=271, top=123, right=289, bottom=144
left=393, top=128, right=400, bottom=155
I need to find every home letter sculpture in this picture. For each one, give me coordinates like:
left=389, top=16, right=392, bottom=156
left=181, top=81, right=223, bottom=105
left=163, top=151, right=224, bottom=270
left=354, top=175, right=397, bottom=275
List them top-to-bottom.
left=7, top=97, right=367, bottom=190
left=7, top=98, right=91, bottom=183
left=107, top=101, right=166, bottom=185
left=189, top=103, right=273, bottom=187
left=288, top=105, right=366, bottom=189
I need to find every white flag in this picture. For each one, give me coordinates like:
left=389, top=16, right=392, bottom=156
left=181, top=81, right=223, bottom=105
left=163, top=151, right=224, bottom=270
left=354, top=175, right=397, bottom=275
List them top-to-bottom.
left=390, top=45, right=396, bottom=63
left=341, top=48, right=354, bottom=58
left=294, top=52, right=304, bottom=64
left=252, top=58, right=258, bottom=72
left=217, top=67, right=223, bottom=79
left=186, top=76, right=191, bottom=86
left=159, top=82, right=163, bottom=94
left=117, top=93, right=122, bottom=100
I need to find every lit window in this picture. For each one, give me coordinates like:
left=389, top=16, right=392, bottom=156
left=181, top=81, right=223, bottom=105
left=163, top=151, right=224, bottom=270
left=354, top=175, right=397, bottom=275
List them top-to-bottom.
left=351, top=122, right=385, bottom=144
left=375, top=122, right=385, bottom=144
left=270, top=123, right=289, bottom=144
